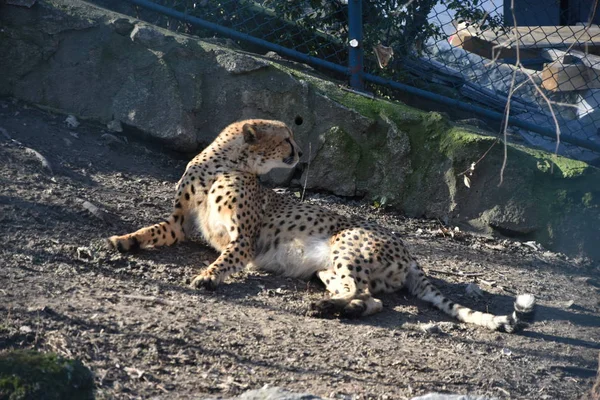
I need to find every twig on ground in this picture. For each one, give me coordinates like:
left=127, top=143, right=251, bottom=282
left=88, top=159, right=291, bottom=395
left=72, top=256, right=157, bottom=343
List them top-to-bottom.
left=0, top=127, right=11, bottom=140
left=5, top=131, right=54, bottom=174
left=23, top=147, right=53, bottom=174
left=75, top=198, right=118, bottom=225
left=429, top=269, right=484, bottom=278
left=499, top=286, right=517, bottom=295
left=122, top=294, right=173, bottom=306
left=156, top=384, right=170, bottom=394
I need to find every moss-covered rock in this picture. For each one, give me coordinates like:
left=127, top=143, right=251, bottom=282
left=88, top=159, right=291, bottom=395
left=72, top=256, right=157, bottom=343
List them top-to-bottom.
left=287, top=73, right=600, bottom=258
left=306, top=126, right=361, bottom=196
left=0, top=350, right=94, bottom=400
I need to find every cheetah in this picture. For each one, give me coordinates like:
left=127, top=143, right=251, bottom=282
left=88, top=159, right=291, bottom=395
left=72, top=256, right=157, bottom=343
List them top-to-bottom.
left=107, top=119, right=535, bottom=332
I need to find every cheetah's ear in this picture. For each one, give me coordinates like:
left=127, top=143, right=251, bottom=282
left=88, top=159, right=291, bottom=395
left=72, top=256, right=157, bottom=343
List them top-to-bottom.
left=243, top=123, right=259, bottom=144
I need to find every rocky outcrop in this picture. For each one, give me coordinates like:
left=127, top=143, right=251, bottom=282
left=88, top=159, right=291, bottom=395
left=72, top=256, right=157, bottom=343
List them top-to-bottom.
left=1, top=0, right=599, bottom=259
left=204, top=386, right=495, bottom=400
left=204, top=386, right=323, bottom=400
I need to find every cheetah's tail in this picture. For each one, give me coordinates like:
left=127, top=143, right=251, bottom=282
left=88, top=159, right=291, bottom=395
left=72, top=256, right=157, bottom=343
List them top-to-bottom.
left=407, top=264, right=535, bottom=333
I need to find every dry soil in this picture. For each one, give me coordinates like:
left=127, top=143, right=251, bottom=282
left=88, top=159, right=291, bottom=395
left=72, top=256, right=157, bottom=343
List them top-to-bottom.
left=1, top=99, right=599, bottom=400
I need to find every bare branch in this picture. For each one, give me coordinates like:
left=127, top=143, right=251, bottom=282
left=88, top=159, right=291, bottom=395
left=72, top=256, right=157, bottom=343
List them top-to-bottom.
left=301, top=142, right=312, bottom=203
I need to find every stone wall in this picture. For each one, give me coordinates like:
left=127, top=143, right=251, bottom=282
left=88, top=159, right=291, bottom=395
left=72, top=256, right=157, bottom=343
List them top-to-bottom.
left=1, top=0, right=599, bottom=259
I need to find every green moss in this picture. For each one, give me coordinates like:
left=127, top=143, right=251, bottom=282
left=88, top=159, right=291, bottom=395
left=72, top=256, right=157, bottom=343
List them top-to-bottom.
left=272, top=63, right=423, bottom=123
left=303, top=81, right=452, bottom=204
left=519, top=147, right=591, bottom=179
left=582, top=192, right=594, bottom=207
left=0, top=350, right=94, bottom=400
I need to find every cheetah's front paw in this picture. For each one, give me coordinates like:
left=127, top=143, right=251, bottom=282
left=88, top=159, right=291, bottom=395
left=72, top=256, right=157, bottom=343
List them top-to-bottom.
left=189, top=273, right=220, bottom=291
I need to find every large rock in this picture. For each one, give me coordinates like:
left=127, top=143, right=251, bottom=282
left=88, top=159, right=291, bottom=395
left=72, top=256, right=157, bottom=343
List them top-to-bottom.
left=1, top=0, right=599, bottom=259
left=300, top=76, right=600, bottom=259
left=0, top=349, right=94, bottom=400
left=204, top=385, right=324, bottom=400
left=204, top=386, right=494, bottom=400
left=411, top=395, right=494, bottom=400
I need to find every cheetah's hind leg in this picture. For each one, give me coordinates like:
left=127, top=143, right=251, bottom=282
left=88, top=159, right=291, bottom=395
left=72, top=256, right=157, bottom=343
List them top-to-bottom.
left=106, top=211, right=186, bottom=252
left=308, top=269, right=383, bottom=319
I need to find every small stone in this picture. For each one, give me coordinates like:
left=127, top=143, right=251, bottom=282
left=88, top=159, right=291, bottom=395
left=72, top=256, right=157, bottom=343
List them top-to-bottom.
left=112, top=18, right=134, bottom=35
left=130, top=24, right=169, bottom=49
left=265, top=51, right=283, bottom=60
left=216, top=52, right=269, bottom=74
left=65, top=115, right=80, bottom=128
left=107, top=120, right=123, bottom=133
left=101, top=133, right=123, bottom=146
left=523, top=241, right=542, bottom=251
left=465, top=283, right=483, bottom=298
left=564, top=300, right=576, bottom=309
left=420, top=323, right=441, bottom=334
left=19, top=325, right=33, bottom=334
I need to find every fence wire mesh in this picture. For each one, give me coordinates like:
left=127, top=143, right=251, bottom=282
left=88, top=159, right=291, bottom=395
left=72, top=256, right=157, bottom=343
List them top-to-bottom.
left=104, top=0, right=600, bottom=162
left=127, top=0, right=349, bottom=64
left=408, top=0, right=600, bottom=163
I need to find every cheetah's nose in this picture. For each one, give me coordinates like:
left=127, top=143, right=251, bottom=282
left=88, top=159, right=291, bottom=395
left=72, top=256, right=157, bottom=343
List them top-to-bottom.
left=298, top=150, right=304, bottom=157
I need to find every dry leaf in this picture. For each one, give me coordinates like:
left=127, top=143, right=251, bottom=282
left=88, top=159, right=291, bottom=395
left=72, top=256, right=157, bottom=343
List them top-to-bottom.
left=373, top=44, right=394, bottom=68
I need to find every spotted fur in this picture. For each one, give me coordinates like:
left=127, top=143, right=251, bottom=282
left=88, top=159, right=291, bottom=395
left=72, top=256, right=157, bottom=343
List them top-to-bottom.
left=107, top=119, right=535, bottom=332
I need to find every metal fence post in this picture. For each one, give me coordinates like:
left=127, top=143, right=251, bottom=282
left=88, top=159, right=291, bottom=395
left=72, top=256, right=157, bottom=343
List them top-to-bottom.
left=348, top=0, right=364, bottom=90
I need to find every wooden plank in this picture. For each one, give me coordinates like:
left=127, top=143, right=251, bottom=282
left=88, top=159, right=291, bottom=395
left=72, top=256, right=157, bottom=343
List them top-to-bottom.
left=453, top=25, right=600, bottom=63
left=465, top=25, right=600, bottom=49
left=450, top=29, right=539, bottom=60
left=539, top=48, right=600, bottom=91
left=540, top=48, right=578, bottom=63
left=541, top=48, right=600, bottom=69
left=569, top=50, right=600, bottom=70
left=541, top=61, right=600, bottom=91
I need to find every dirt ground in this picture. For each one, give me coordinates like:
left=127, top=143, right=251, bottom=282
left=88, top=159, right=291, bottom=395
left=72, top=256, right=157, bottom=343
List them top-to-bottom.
left=1, top=98, right=599, bottom=400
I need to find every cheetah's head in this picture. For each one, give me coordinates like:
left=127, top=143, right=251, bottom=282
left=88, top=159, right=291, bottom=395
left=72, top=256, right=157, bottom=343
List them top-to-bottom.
left=238, top=120, right=303, bottom=175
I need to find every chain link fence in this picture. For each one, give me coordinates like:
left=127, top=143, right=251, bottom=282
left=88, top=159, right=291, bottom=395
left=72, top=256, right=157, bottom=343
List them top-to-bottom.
left=99, top=0, right=600, bottom=163
left=119, top=0, right=349, bottom=64
left=415, top=0, right=600, bottom=163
